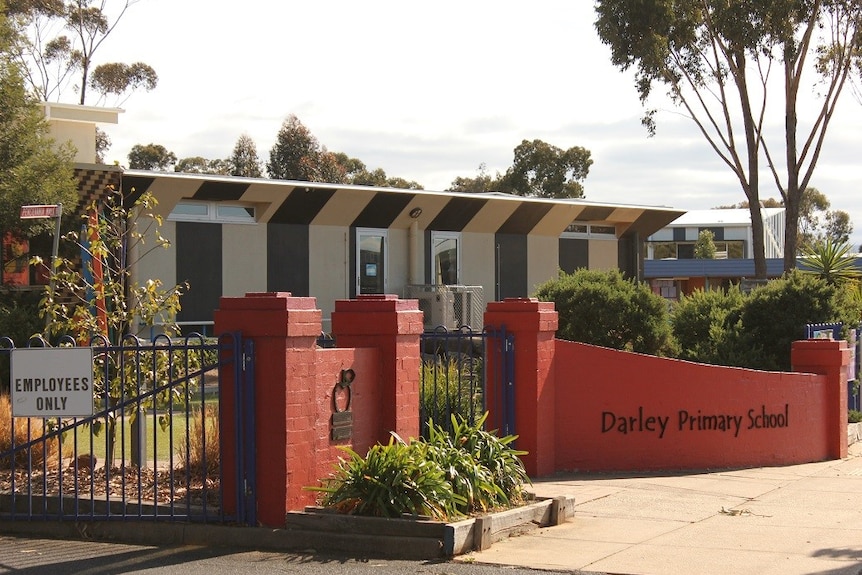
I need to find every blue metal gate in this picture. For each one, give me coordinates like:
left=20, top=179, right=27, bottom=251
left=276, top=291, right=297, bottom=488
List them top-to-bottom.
left=419, top=326, right=515, bottom=438
left=0, top=332, right=256, bottom=524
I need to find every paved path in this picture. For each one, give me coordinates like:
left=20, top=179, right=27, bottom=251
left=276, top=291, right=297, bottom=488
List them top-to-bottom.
left=461, top=442, right=862, bottom=574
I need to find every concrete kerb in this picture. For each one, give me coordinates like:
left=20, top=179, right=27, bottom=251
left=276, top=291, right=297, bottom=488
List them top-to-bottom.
left=1, top=426, right=857, bottom=560
left=0, top=495, right=576, bottom=560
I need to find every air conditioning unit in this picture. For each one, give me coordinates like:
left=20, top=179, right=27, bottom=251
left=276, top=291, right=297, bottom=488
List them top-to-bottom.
left=405, top=285, right=456, bottom=329
left=448, top=285, right=484, bottom=329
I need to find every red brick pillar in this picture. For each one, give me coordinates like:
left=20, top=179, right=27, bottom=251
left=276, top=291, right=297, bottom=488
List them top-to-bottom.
left=214, top=292, right=322, bottom=527
left=331, top=295, right=424, bottom=442
left=484, top=298, right=558, bottom=477
left=791, top=338, right=852, bottom=459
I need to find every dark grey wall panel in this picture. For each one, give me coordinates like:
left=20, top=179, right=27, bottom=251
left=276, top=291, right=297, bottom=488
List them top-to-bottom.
left=192, top=181, right=249, bottom=201
left=269, top=188, right=336, bottom=225
left=352, top=192, right=414, bottom=229
left=428, top=197, right=488, bottom=231
left=497, top=203, right=552, bottom=235
left=176, top=222, right=222, bottom=323
left=267, top=223, right=310, bottom=296
left=495, top=234, right=528, bottom=300
left=559, top=238, right=589, bottom=274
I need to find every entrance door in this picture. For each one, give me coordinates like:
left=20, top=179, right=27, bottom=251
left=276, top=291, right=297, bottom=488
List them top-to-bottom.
left=357, top=228, right=387, bottom=294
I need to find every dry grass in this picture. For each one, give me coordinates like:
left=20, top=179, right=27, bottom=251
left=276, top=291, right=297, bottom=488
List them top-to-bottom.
left=0, top=394, right=62, bottom=469
left=179, top=403, right=219, bottom=478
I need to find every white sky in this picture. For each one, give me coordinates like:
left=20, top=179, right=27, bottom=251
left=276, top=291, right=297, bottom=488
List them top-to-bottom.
left=94, top=0, right=862, bottom=250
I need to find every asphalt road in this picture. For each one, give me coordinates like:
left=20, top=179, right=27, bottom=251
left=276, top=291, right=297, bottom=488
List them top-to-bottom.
left=0, top=535, right=595, bottom=575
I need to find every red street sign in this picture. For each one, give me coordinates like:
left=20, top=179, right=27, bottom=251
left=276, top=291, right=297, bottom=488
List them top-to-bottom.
left=20, top=205, right=61, bottom=219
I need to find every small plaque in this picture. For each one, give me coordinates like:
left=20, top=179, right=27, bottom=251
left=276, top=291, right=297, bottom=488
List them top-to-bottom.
left=331, top=411, right=353, bottom=440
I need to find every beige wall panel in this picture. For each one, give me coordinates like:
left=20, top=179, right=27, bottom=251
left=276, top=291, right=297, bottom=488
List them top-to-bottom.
left=49, top=121, right=96, bottom=163
left=150, top=179, right=208, bottom=219
left=312, top=189, right=376, bottom=226
left=462, top=201, right=519, bottom=234
left=531, top=205, right=587, bottom=236
left=134, top=220, right=177, bottom=326
left=222, top=223, right=267, bottom=297
left=309, top=226, right=350, bottom=327
left=387, top=228, right=409, bottom=298
left=461, top=232, right=497, bottom=303
left=527, top=235, right=560, bottom=296
left=588, top=239, right=619, bottom=270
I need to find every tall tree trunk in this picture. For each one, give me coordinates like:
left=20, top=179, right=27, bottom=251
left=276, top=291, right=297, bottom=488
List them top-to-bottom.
left=783, top=49, right=801, bottom=272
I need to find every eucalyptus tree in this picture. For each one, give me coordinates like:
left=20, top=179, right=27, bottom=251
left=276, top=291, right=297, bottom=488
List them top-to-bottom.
left=7, top=0, right=157, bottom=105
left=595, top=0, right=862, bottom=276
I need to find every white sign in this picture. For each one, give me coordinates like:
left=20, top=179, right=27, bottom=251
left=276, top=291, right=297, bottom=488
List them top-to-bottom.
left=20, top=204, right=61, bottom=219
left=11, top=348, right=94, bottom=417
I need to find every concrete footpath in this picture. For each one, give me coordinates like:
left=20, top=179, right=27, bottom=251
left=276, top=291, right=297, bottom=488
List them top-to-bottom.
left=461, top=441, right=862, bottom=575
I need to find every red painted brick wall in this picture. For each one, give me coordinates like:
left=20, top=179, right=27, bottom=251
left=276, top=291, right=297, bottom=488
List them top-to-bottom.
left=214, top=292, right=415, bottom=526
left=552, top=341, right=839, bottom=471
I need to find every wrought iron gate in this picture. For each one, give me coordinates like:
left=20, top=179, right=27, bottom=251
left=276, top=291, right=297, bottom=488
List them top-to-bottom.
left=419, top=326, right=515, bottom=438
left=0, top=332, right=255, bottom=524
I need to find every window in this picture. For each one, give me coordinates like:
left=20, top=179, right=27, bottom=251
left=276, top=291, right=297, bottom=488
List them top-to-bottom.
left=169, top=201, right=256, bottom=223
left=562, top=223, right=616, bottom=237
left=357, top=228, right=387, bottom=295
left=431, top=231, right=460, bottom=285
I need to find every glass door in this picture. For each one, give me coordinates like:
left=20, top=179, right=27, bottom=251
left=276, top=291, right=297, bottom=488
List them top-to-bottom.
left=357, top=228, right=387, bottom=294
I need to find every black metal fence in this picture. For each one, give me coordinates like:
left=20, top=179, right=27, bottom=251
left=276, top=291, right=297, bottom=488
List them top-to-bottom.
left=804, top=322, right=862, bottom=412
left=419, top=326, right=514, bottom=439
left=0, top=332, right=245, bottom=523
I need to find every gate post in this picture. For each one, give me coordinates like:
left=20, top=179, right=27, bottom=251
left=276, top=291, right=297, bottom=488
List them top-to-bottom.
left=215, top=291, right=321, bottom=526
left=331, top=294, right=424, bottom=442
left=484, top=298, right=558, bottom=477
left=791, top=338, right=852, bottom=459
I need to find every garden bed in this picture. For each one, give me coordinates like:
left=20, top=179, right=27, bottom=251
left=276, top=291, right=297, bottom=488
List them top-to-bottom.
left=283, top=494, right=575, bottom=559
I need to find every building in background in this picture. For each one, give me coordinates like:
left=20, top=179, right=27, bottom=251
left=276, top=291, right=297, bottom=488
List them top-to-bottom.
left=643, top=208, right=786, bottom=299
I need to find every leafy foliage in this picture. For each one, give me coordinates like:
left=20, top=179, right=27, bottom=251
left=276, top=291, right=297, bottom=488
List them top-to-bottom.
left=7, top=0, right=156, bottom=105
left=594, top=1, right=862, bottom=275
left=0, top=21, right=77, bottom=236
left=229, top=133, right=262, bottom=177
left=497, top=139, right=593, bottom=199
left=128, top=143, right=177, bottom=171
left=694, top=229, right=716, bottom=259
left=799, top=239, right=861, bottom=286
left=534, top=269, right=676, bottom=355
left=737, top=271, right=861, bottom=371
left=671, top=286, right=763, bottom=367
left=419, top=356, right=483, bottom=438
left=313, top=413, right=530, bottom=520
left=425, top=413, right=529, bottom=513
left=313, top=435, right=463, bottom=520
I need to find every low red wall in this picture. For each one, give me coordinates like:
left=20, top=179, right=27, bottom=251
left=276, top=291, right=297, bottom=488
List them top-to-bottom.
left=215, top=292, right=420, bottom=526
left=553, top=341, right=833, bottom=471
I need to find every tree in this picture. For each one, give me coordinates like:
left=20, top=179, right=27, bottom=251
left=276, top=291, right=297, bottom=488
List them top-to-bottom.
left=7, top=0, right=158, bottom=105
left=595, top=1, right=862, bottom=277
left=0, top=4, right=77, bottom=237
left=267, top=114, right=339, bottom=182
left=229, top=133, right=262, bottom=178
left=497, top=139, right=592, bottom=199
left=128, top=143, right=176, bottom=171
left=174, top=155, right=230, bottom=175
left=448, top=163, right=502, bottom=193
left=717, top=188, right=853, bottom=251
left=798, top=188, right=853, bottom=250
left=694, top=229, right=717, bottom=259
left=534, top=269, right=676, bottom=355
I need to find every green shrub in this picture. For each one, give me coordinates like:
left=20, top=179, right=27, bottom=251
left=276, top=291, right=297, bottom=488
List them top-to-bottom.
left=534, top=269, right=676, bottom=355
left=738, top=270, right=861, bottom=371
left=670, top=285, right=765, bottom=366
left=420, top=357, right=483, bottom=437
left=849, top=410, right=862, bottom=424
left=312, top=413, right=531, bottom=519
left=425, top=413, right=529, bottom=513
left=313, top=435, right=464, bottom=520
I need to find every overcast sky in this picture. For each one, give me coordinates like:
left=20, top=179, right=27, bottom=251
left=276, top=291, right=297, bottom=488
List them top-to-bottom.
left=94, top=0, right=862, bottom=249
